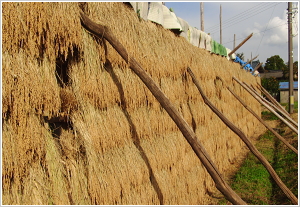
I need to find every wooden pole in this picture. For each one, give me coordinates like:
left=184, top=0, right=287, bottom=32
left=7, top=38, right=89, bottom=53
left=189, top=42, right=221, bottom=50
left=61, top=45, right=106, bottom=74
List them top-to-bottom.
left=200, top=2, right=204, bottom=31
left=288, top=2, right=294, bottom=113
left=220, top=4, right=222, bottom=44
left=79, top=12, right=247, bottom=205
left=228, top=33, right=253, bottom=56
left=233, top=34, right=236, bottom=49
left=241, top=55, right=259, bottom=68
left=253, top=62, right=263, bottom=72
left=188, top=68, right=298, bottom=205
left=233, top=77, right=298, bottom=134
left=247, top=84, right=298, bottom=128
left=257, top=84, right=291, bottom=117
left=226, top=85, right=297, bottom=154
left=251, top=85, right=290, bottom=116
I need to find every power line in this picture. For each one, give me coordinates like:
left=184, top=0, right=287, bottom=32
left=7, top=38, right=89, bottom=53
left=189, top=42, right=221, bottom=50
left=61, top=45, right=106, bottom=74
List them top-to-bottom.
left=206, top=2, right=269, bottom=31
left=207, top=2, right=282, bottom=32
left=207, top=3, right=271, bottom=31
left=209, top=3, right=283, bottom=35
left=255, top=4, right=277, bottom=55
left=222, top=22, right=288, bottom=45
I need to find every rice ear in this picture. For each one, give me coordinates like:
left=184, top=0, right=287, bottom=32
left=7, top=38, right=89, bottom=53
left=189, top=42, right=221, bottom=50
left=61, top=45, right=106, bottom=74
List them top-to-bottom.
left=2, top=2, right=262, bottom=205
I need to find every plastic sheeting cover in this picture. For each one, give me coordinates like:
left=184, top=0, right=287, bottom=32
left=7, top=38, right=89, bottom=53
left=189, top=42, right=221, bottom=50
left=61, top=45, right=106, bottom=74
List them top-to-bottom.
left=129, top=2, right=149, bottom=21
left=147, top=2, right=164, bottom=25
left=162, top=5, right=182, bottom=30
left=177, top=17, right=189, bottom=33
left=188, top=26, right=201, bottom=47
left=188, top=26, right=200, bottom=47
left=199, top=31, right=206, bottom=49
left=180, top=32, right=188, bottom=39
left=205, top=34, right=212, bottom=52
left=226, top=48, right=235, bottom=60
left=234, top=56, right=254, bottom=72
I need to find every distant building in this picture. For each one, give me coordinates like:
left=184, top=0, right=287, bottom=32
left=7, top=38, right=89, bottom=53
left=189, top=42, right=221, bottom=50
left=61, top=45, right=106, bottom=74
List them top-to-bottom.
left=260, top=70, right=284, bottom=79
left=279, top=81, right=298, bottom=103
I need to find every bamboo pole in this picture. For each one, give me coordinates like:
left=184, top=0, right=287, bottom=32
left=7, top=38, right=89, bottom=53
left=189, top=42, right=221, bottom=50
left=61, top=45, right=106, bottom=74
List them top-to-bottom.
left=79, top=12, right=247, bottom=205
left=228, top=33, right=253, bottom=56
left=241, top=55, right=258, bottom=68
left=253, top=62, right=263, bottom=72
left=188, top=68, right=298, bottom=205
left=233, top=77, right=298, bottom=134
left=245, top=81, right=298, bottom=130
left=249, top=84, right=286, bottom=113
left=257, top=84, right=293, bottom=119
left=257, top=84, right=286, bottom=110
left=251, top=85, right=298, bottom=128
left=226, top=86, right=297, bottom=154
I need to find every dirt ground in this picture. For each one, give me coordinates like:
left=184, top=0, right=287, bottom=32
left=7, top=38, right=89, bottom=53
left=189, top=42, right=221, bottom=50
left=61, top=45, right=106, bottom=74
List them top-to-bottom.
left=207, top=108, right=298, bottom=205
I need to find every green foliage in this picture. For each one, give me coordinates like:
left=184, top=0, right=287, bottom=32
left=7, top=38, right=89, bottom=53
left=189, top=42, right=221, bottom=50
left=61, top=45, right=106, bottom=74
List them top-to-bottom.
left=137, top=9, right=141, bottom=20
left=264, top=55, right=286, bottom=71
left=282, top=61, right=298, bottom=79
left=293, top=61, right=298, bottom=74
left=261, top=77, right=279, bottom=97
left=282, top=101, right=298, bottom=113
left=261, top=111, right=279, bottom=120
left=225, top=127, right=298, bottom=205
left=229, top=131, right=275, bottom=205
left=271, top=133, right=298, bottom=205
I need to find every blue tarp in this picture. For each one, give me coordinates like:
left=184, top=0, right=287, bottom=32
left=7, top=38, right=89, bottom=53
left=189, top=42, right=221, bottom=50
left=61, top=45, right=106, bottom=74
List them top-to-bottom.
left=234, top=56, right=254, bottom=73
left=279, top=81, right=298, bottom=90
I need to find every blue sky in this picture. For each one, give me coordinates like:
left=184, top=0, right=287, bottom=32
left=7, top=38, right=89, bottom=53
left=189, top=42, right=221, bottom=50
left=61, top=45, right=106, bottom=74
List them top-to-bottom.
left=164, top=1, right=298, bottom=64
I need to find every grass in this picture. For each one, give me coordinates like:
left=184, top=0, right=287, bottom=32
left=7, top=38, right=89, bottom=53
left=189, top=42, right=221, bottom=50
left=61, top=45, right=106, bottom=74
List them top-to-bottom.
left=282, top=101, right=298, bottom=113
left=219, top=102, right=298, bottom=205
left=261, top=110, right=279, bottom=120
left=230, top=131, right=275, bottom=205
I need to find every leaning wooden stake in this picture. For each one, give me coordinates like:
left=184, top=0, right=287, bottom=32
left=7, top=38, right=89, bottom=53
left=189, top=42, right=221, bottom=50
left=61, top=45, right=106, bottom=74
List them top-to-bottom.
left=80, top=12, right=246, bottom=205
left=228, top=33, right=253, bottom=56
left=241, top=54, right=258, bottom=68
left=253, top=62, right=263, bottom=72
left=188, top=68, right=298, bottom=205
left=233, top=77, right=298, bottom=134
left=245, top=81, right=298, bottom=131
left=249, top=84, right=298, bottom=128
left=256, top=84, right=298, bottom=128
left=257, top=84, right=289, bottom=114
left=226, top=86, right=297, bottom=154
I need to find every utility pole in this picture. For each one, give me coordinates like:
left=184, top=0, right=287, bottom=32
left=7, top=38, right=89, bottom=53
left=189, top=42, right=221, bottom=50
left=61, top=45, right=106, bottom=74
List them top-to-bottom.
left=200, top=2, right=204, bottom=31
left=288, top=2, right=294, bottom=114
left=220, top=4, right=222, bottom=44
left=234, top=34, right=236, bottom=48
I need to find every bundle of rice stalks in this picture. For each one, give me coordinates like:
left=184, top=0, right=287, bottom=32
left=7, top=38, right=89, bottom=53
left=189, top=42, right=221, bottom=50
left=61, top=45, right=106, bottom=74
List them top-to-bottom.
left=2, top=2, right=263, bottom=205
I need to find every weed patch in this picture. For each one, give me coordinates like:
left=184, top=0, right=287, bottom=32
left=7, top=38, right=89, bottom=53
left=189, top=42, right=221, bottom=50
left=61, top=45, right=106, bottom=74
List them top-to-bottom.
left=220, top=126, right=298, bottom=205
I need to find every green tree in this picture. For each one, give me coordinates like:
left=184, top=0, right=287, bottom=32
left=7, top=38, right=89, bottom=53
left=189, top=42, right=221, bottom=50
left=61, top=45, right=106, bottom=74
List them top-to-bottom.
left=264, top=55, right=286, bottom=71
left=282, top=61, right=298, bottom=79
left=257, top=63, right=264, bottom=73
left=261, top=77, right=279, bottom=98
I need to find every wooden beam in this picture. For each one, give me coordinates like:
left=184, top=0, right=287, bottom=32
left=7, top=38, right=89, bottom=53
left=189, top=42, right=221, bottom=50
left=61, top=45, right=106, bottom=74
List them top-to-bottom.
left=79, top=12, right=247, bottom=205
left=228, top=33, right=253, bottom=56
left=241, top=54, right=258, bottom=68
left=253, top=62, right=263, bottom=72
left=188, top=69, right=298, bottom=205
left=233, top=77, right=298, bottom=134
left=248, top=83, right=298, bottom=128
left=257, top=84, right=291, bottom=118
left=226, top=85, right=297, bottom=154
